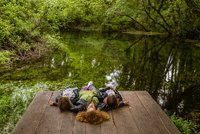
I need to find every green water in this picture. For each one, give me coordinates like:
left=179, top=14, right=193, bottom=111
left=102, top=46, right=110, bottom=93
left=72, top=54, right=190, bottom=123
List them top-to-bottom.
left=0, top=32, right=200, bottom=131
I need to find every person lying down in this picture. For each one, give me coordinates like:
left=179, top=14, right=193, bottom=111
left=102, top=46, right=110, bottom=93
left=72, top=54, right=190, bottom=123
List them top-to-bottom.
left=49, top=81, right=129, bottom=124
left=75, top=81, right=110, bottom=124
left=49, top=87, right=82, bottom=112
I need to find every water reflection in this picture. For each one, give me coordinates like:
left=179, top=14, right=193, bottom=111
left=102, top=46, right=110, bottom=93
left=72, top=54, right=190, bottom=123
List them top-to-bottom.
left=0, top=32, right=200, bottom=116
left=119, top=35, right=200, bottom=115
left=51, top=57, right=55, bottom=68
left=91, top=58, right=96, bottom=68
left=61, top=60, right=65, bottom=66
left=105, top=69, right=121, bottom=88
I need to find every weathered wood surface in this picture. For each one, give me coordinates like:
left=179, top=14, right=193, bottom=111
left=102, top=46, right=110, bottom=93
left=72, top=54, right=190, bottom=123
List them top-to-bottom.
left=13, top=91, right=181, bottom=134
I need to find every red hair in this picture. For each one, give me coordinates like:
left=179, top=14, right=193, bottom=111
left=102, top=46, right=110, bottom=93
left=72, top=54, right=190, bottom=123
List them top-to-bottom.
left=76, top=110, right=110, bottom=124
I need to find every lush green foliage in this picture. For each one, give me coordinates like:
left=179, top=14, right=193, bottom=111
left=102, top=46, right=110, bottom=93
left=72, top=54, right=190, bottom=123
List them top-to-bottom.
left=1, top=0, right=200, bottom=66
left=1, top=0, right=200, bottom=133
left=1, top=33, right=200, bottom=133
left=0, top=51, right=14, bottom=65
left=0, top=80, right=74, bottom=133
left=0, top=82, right=44, bottom=133
left=171, top=113, right=198, bottom=134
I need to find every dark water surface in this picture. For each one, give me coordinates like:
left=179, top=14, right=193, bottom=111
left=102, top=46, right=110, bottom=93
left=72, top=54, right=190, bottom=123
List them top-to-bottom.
left=1, top=32, right=200, bottom=116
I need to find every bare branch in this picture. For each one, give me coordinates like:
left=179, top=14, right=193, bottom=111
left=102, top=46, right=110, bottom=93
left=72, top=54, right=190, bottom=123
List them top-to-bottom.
left=148, top=1, right=170, bottom=28
left=144, top=7, right=171, bottom=34
left=123, top=14, right=150, bottom=31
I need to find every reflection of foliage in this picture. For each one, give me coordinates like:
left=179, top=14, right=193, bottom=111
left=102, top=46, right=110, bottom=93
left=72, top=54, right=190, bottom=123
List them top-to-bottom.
left=61, top=32, right=128, bottom=87
left=118, top=35, right=200, bottom=128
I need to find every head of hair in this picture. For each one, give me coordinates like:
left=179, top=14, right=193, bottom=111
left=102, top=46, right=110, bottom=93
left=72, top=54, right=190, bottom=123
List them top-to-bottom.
left=107, top=95, right=117, bottom=108
left=58, top=96, right=70, bottom=112
left=76, top=110, right=110, bottom=124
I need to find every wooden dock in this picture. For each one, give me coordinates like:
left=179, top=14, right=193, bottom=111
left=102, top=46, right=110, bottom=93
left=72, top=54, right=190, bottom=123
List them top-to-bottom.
left=13, top=91, right=180, bottom=134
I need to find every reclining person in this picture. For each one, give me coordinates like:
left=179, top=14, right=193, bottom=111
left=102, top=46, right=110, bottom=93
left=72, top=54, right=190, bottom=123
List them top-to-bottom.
left=49, top=81, right=110, bottom=124
left=75, top=81, right=110, bottom=124
left=97, top=82, right=129, bottom=111
left=49, top=87, right=81, bottom=112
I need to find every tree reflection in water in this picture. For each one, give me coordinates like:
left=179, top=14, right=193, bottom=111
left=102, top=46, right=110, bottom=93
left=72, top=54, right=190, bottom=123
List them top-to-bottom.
left=119, top=36, right=200, bottom=117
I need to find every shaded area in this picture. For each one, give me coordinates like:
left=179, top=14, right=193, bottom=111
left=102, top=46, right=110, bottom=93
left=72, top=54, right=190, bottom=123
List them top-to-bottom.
left=119, top=35, right=200, bottom=118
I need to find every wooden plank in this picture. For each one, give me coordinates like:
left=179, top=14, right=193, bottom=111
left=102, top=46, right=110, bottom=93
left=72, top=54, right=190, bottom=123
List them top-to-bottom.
left=12, top=91, right=53, bottom=134
left=13, top=91, right=180, bottom=134
left=34, top=91, right=63, bottom=134
left=44, top=91, right=75, bottom=134
left=122, top=91, right=161, bottom=134
left=136, top=91, right=181, bottom=134
left=112, top=101, right=140, bottom=134
left=60, top=111, right=75, bottom=134
left=100, top=111, right=117, bottom=134
left=72, top=118, right=86, bottom=134
left=86, top=123, right=101, bottom=134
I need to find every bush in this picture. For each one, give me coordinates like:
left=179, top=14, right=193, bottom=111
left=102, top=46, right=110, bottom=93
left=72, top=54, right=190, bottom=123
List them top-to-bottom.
left=0, top=51, right=14, bottom=65
left=0, top=82, right=47, bottom=133
left=170, top=113, right=198, bottom=134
